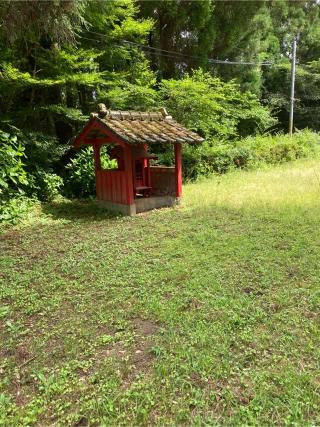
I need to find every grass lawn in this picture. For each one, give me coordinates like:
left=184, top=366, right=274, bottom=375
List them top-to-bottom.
left=1, top=159, right=320, bottom=426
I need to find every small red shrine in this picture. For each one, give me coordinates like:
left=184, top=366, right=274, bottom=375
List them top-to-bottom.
left=73, top=104, right=203, bottom=215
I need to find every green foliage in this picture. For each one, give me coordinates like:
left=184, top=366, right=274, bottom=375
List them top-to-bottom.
left=0, top=0, right=87, bottom=46
left=0, top=0, right=155, bottom=136
left=138, top=0, right=265, bottom=80
left=139, top=0, right=320, bottom=98
left=96, top=53, right=157, bottom=110
left=265, top=60, right=320, bottom=132
left=159, top=70, right=276, bottom=140
left=107, top=83, right=158, bottom=110
left=41, top=105, right=87, bottom=124
left=0, top=129, right=65, bottom=222
left=1, top=129, right=66, bottom=201
left=0, top=130, right=28, bottom=194
left=0, top=130, right=32, bottom=224
left=182, top=130, right=320, bottom=180
left=238, top=130, right=320, bottom=166
left=20, top=132, right=67, bottom=172
left=183, top=143, right=234, bottom=179
left=64, top=147, right=117, bottom=199
left=64, top=148, right=96, bottom=199
left=27, top=170, right=63, bottom=202
left=0, top=196, right=32, bottom=225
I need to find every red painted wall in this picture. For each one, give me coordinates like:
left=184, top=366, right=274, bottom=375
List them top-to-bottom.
left=96, top=170, right=129, bottom=205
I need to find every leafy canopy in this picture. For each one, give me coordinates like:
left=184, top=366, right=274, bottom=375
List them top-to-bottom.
left=159, top=70, right=275, bottom=140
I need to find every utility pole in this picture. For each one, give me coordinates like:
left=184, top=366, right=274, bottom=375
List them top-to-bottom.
left=289, top=37, right=297, bottom=136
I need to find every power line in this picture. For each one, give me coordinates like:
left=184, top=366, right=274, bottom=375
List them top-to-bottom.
left=83, top=29, right=314, bottom=68
left=84, top=30, right=273, bottom=67
left=80, top=32, right=311, bottom=70
left=79, top=35, right=181, bottom=60
left=122, top=39, right=272, bottom=66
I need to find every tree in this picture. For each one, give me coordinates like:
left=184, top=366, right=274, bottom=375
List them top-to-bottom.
left=0, top=0, right=154, bottom=141
left=0, top=0, right=156, bottom=200
left=138, top=0, right=216, bottom=78
left=262, top=1, right=320, bottom=130
left=159, top=70, right=275, bottom=140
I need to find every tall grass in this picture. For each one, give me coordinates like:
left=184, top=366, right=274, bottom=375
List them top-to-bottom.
left=184, top=158, right=320, bottom=213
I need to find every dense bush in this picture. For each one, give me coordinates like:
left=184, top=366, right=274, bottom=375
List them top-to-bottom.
left=107, top=83, right=158, bottom=111
left=0, top=129, right=66, bottom=223
left=0, top=130, right=30, bottom=224
left=0, top=130, right=28, bottom=192
left=182, top=130, right=320, bottom=180
left=239, top=130, right=320, bottom=165
left=15, top=131, right=67, bottom=201
left=21, top=132, right=67, bottom=173
left=183, top=144, right=234, bottom=179
left=64, top=146, right=116, bottom=198
left=64, top=148, right=96, bottom=198
left=27, top=170, right=63, bottom=202
left=0, top=196, right=32, bottom=225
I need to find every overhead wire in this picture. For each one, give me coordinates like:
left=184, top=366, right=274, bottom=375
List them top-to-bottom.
left=82, top=29, right=314, bottom=68
left=84, top=29, right=273, bottom=67
left=79, top=35, right=180, bottom=61
left=121, top=39, right=273, bottom=66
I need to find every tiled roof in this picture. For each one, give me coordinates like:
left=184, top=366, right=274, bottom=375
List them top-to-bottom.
left=89, top=105, right=204, bottom=145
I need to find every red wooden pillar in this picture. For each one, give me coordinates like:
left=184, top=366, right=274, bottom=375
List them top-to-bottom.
left=174, top=142, right=182, bottom=198
left=93, top=143, right=101, bottom=198
left=123, top=144, right=134, bottom=205
left=143, top=144, right=151, bottom=187
left=147, top=159, right=151, bottom=187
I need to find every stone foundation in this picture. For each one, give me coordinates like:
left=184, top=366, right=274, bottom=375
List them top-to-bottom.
left=135, top=195, right=180, bottom=214
left=98, top=196, right=180, bottom=216
left=98, top=200, right=136, bottom=216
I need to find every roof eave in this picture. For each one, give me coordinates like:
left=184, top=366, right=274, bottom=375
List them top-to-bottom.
left=73, top=114, right=205, bottom=147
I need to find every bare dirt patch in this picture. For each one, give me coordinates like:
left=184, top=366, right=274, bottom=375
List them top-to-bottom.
left=93, top=317, right=161, bottom=388
left=132, top=317, right=160, bottom=337
left=120, top=318, right=161, bottom=387
left=130, top=318, right=160, bottom=368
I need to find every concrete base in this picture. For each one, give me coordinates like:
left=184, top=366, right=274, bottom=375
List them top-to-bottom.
left=135, top=195, right=180, bottom=214
left=98, top=196, right=180, bottom=216
left=97, top=200, right=136, bottom=216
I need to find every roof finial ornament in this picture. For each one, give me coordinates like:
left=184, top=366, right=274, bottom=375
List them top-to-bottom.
left=98, top=103, right=108, bottom=118
left=160, top=107, right=172, bottom=119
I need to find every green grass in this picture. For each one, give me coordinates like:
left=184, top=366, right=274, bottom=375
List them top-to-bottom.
left=1, top=158, right=320, bottom=426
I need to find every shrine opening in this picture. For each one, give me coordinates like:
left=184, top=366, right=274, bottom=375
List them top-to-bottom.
left=73, top=104, right=204, bottom=215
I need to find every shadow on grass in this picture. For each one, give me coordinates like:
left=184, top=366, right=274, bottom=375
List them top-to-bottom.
left=41, top=199, right=121, bottom=223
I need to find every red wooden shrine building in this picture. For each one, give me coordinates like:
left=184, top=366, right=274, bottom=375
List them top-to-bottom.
left=73, top=104, right=203, bottom=215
